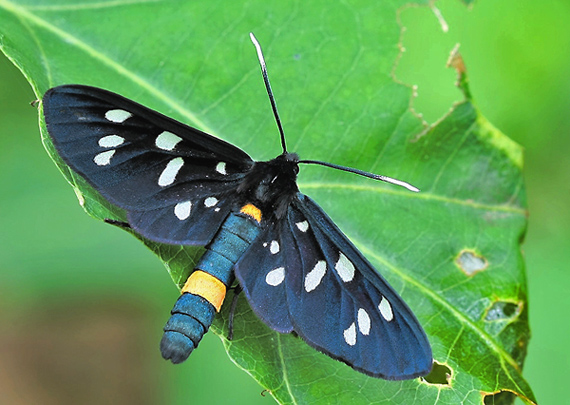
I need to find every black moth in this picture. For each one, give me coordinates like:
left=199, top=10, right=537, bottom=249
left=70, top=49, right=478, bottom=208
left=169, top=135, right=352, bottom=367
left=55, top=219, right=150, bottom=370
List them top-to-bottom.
left=42, top=33, right=432, bottom=380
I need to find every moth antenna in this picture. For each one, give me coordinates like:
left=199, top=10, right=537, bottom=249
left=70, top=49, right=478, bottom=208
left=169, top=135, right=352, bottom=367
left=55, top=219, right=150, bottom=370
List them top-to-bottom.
left=250, top=32, right=288, bottom=154
left=299, top=159, right=420, bottom=192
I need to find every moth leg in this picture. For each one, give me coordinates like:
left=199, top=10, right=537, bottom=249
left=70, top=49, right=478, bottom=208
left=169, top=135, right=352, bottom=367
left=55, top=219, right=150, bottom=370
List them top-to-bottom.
left=104, top=218, right=131, bottom=229
left=227, top=284, right=243, bottom=341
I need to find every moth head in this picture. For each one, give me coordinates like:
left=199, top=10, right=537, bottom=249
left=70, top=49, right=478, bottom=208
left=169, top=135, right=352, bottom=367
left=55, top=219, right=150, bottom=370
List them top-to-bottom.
left=237, top=153, right=300, bottom=219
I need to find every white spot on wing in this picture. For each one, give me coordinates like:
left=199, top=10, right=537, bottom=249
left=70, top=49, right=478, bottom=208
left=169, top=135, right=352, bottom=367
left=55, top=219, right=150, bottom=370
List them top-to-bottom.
left=105, top=109, right=132, bottom=123
left=155, top=131, right=182, bottom=151
left=98, top=135, right=124, bottom=148
left=94, top=150, right=115, bottom=166
left=158, top=157, right=184, bottom=187
left=215, top=162, right=227, bottom=175
left=204, top=197, right=218, bottom=207
left=174, top=201, right=192, bottom=220
left=296, top=221, right=309, bottom=232
left=270, top=240, right=279, bottom=254
left=335, top=253, right=355, bottom=282
left=304, top=260, right=327, bottom=292
left=266, top=267, right=285, bottom=286
left=379, top=297, right=394, bottom=322
left=358, top=308, right=371, bottom=335
left=343, top=322, right=357, bottom=346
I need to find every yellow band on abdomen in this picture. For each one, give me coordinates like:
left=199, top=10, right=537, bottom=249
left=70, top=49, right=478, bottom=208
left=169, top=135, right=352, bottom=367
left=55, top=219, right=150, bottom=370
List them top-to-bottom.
left=240, top=203, right=262, bottom=223
left=181, top=270, right=227, bottom=312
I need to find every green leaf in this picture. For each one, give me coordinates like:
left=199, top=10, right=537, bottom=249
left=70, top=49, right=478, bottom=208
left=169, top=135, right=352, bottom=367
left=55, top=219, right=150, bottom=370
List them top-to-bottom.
left=0, top=0, right=535, bottom=404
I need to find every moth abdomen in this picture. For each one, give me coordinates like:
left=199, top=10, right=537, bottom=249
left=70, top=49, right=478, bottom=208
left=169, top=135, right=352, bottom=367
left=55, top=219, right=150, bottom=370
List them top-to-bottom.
left=160, top=206, right=262, bottom=363
left=161, top=293, right=216, bottom=363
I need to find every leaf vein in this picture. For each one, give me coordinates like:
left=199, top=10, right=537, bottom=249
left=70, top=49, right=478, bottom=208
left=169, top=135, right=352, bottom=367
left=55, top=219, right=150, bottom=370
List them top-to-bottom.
left=0, top=0, right=215, bottom=134
left=298, top=182, right=527, bottom=214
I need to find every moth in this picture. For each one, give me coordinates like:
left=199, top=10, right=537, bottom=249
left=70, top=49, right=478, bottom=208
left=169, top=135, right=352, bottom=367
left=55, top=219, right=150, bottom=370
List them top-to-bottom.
left=42, top=33, right=432, bottom=380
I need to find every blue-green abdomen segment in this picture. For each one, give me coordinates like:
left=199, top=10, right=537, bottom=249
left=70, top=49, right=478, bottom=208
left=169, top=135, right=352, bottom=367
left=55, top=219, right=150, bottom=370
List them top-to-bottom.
left=160, top=212, right=261, bottom=364
left=195, top=212, right=261, bottom=283
left=161, top=294, right=216, bottom=363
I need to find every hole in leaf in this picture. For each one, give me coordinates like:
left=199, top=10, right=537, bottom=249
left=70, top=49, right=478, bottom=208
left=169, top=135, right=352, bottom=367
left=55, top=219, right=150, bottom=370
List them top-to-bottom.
left=396, top=5, right=463, bottom=123
left=447, top=44, right=471, bottom=100
left=455, top=249, right=488, bottom=276
left=485, top=300, right=522, bottom=322
left=423, top=361, right=452, bottom=385
left=483, top=390, right=517, bottom=405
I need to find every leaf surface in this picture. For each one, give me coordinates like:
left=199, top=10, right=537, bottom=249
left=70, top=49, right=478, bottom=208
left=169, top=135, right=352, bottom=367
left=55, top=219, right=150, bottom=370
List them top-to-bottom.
left=0, top=0, right=535, bottom=403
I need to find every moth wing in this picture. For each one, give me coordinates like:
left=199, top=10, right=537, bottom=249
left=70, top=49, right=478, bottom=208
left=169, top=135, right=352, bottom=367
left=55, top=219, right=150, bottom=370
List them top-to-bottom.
left=43, top=85, right=254, bottom=245
left=235, top=193, right=432, bottom=379
left=233, top=218, right=294, bottom=333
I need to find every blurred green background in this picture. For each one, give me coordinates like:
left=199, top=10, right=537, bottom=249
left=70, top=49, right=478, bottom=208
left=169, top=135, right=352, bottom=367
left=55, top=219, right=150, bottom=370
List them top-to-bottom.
left=0, top=0, right=567, bottom=404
